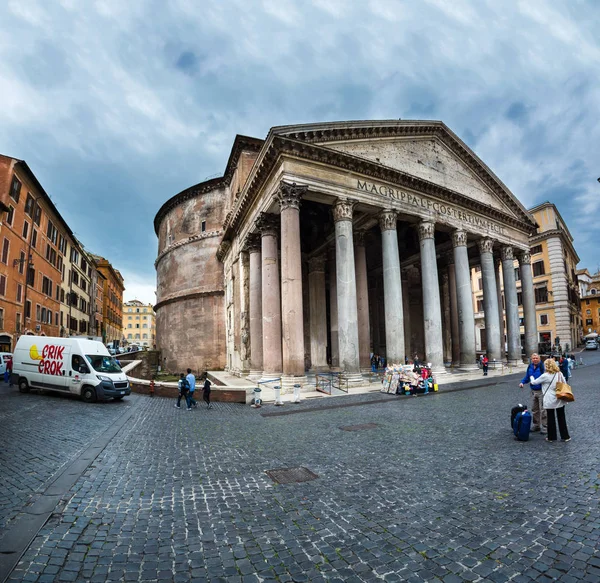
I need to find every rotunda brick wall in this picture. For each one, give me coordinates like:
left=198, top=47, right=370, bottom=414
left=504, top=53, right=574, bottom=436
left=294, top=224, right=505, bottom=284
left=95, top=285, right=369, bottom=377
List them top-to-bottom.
left=154, top=181, right=228, bottom=374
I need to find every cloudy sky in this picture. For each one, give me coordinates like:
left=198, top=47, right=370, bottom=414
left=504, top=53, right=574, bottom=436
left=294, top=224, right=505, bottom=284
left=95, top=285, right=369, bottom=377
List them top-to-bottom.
left=1, top=0, right=599, bottom=303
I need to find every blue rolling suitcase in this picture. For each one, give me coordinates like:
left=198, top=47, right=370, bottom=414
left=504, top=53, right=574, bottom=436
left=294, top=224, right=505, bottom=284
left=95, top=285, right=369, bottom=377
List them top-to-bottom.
left=513, top=408, right=532, bottom=441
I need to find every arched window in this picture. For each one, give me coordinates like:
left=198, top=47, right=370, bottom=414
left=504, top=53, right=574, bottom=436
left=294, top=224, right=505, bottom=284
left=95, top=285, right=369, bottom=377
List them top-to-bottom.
left=591, top=289, right=597, bottom=295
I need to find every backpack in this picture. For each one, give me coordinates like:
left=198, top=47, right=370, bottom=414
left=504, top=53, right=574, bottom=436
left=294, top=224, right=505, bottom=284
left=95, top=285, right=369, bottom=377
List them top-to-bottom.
left=180, top=378, right=190, bottom=394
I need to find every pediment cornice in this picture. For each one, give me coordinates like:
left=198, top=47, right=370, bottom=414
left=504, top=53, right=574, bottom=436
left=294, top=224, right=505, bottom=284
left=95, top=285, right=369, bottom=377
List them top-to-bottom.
left=275, top=121, right=533, bottom=226
left=224, top=132, right=537, bottom=240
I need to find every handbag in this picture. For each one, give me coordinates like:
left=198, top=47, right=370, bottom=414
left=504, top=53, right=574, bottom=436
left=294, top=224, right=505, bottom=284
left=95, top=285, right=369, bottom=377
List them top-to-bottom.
left=555, top=373, right=574, bottom=402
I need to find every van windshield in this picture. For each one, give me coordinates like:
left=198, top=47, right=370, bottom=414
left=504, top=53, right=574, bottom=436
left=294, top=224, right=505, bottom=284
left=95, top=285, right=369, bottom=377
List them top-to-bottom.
left=85, top=355, right=122, bottom=373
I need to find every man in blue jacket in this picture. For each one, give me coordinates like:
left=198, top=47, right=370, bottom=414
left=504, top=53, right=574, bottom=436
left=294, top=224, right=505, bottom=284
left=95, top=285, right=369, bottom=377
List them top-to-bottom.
left=519, top=353, right=546, bottom=433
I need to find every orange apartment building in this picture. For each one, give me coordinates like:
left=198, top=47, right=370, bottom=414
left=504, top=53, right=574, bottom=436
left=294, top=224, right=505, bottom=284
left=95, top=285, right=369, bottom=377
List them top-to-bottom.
left=0, top=155, right=72, bottom=350
left=92, top=255, right=125, bottom=345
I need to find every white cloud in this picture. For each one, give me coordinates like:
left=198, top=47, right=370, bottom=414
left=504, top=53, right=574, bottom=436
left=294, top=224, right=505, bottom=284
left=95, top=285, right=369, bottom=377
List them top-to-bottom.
left=0, top=0, right=598, bottom=276
left=120, top=269, right=157, bottom=306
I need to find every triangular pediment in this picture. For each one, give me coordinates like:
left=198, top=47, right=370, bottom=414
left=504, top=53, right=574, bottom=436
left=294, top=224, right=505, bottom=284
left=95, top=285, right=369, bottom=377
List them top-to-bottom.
left=271, top=121, right=534, bottom=226
left=321, top=136, right=515, bottom=217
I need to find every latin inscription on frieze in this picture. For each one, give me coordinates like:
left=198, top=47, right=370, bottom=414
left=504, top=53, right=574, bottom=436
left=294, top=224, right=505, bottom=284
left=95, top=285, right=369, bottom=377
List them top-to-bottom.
left=356, top=179, right=506, bottom=236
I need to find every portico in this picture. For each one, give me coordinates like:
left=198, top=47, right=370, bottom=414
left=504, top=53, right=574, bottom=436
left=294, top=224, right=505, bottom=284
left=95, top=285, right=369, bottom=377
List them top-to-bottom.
left=217, top=121, right=538, bottom=385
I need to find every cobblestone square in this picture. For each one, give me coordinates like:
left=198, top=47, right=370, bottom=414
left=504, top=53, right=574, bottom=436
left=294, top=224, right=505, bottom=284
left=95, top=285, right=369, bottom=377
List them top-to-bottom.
left=1, top=356, right=599, bottom=582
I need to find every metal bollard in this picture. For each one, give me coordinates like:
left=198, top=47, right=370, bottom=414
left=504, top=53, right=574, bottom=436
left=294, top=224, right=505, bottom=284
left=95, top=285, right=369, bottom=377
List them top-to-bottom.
left=292, top=383, right=302, bottom=404
left=274, top=385, right=284, bottom=406
left=251, top=387, right=262, bottom=408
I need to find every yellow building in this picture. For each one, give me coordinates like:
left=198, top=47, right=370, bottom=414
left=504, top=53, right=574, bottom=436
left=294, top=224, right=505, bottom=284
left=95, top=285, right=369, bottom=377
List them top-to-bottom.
left=472, top=202, right=580, bottom=355
left=577, top=269, right=600, bottom=338
left=123, top=299, right=156, bottom=348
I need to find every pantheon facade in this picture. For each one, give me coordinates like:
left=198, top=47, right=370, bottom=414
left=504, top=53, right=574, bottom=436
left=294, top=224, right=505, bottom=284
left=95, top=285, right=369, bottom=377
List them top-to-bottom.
left=154, top=121, right=538, bottom=387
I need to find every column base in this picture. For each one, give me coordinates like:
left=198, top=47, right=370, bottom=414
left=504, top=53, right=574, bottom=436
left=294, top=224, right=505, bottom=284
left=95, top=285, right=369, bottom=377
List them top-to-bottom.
left=507, top=359, right=519, bottom=366
left=458, top=363, right=479, bottom=372
left=247, top=370, right=263, bottom=381
left=341, top=372, right=365, bottom=387
left=281, top=375, right=308, bottom=392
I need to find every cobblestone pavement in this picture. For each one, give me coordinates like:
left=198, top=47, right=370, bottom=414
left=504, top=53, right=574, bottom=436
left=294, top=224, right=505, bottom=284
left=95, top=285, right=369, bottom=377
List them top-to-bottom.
left=3, top=355, right=600, bottom=583
left=0, top=385, right=134, bottom=532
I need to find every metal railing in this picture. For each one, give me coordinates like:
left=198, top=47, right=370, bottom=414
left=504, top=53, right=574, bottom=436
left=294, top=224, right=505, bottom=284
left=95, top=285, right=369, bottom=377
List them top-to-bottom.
left=367, top=368, right=387, bottom=384
left=315, top=372, right=348, bottom=394
left=256, top=377, right=282, bottom=390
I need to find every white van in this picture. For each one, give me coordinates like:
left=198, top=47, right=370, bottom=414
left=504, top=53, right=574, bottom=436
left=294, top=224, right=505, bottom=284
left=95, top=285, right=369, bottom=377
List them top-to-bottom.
left=13, top=336, right=131, bottom=403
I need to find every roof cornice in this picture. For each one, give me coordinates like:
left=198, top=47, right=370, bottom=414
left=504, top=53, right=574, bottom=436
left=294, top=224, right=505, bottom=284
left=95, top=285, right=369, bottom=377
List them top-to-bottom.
left=224, top=133, right=537, bottom=238
left=153, top=135, right=263, bottom=235
left=530, top=229, right=580, bottom=264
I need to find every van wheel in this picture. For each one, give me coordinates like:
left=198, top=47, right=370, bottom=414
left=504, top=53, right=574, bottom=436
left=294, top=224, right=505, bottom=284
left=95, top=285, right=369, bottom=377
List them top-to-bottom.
left=18, top=378, right=30, bottom=393
left=81, top=386, right=97, bottom=403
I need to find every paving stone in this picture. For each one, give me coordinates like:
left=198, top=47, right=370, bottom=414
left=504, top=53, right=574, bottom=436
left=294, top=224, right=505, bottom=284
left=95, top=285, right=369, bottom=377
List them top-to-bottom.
left=2, top=371, right=600, bottom=582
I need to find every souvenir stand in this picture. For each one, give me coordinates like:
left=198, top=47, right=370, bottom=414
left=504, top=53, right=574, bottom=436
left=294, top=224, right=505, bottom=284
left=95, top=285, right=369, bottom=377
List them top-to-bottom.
left=380, top=363, right=438, bottom=396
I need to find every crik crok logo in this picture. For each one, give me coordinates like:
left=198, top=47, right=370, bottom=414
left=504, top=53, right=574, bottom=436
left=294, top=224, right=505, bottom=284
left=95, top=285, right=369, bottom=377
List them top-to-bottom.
left=30, top=344, right=65, bottom=375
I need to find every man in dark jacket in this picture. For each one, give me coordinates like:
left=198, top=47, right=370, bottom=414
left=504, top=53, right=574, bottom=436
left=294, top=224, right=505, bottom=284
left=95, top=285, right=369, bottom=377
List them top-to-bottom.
left=519, top=353, right=546, bottom=433
left=559, top=356, right=570, bottom=381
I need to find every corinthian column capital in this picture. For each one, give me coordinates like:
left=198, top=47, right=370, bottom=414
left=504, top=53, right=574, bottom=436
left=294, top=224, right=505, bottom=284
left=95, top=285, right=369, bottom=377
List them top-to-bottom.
left=277, top=181, right=307, bottom=211
left=332, top=198, right=354, bottom=223
left=378, top=209, right=398, bottom=232
left=254, top=213, right=279, bottom=237
left=417, top=220, right=435, bottom=241
left=451, top=229, right=468, bottom=247
left=354, top=230, right=367, bottom=247
left=243, top=233, right=261, bottom=253
left=478, top=237, right=494, bottom=255
left=501, top=246, right=514, bottom=262
left=518, top=251, right=532, bottom=265
left=308, top=254, right=327, bottom=273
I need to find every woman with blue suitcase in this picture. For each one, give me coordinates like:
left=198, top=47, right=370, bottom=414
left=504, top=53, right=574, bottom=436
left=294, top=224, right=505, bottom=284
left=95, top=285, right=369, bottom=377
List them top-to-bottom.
left=529, top=358, right=571, bottom=443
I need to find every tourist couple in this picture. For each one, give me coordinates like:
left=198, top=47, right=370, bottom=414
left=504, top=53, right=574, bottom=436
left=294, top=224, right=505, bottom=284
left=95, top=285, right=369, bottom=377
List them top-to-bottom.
left=519, top=353, right=570, bottom=442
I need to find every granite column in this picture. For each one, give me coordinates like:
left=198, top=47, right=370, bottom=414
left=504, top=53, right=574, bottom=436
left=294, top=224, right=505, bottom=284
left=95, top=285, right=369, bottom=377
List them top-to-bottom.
left=278, top=182, right=307, bottom=386
left=333, top=199, right=361, bottom=383
left=380, top=209, right=405, bottom=365
left=256, top=213, right=282, bottom=378
left=418, top=220, right=445, bottom=373
left=452, top=229, right=477, bottom=369
left=354, top=231, right=371, bottom=370
left=245, top=234, right=263, bottom=379
left=478, top=238, right=501, bottom=363
left=502, top=246, right=521, bottom=365
left=519, top=251, right=538, bottom=358
left=308, top=255, right=328, bottom=371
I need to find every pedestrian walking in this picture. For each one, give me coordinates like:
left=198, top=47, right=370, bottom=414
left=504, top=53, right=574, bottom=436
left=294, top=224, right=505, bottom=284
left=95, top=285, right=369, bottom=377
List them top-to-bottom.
left=519, top=352, right=546, bottom=433
left=370, top=354, right=378, bottom=373
left=482, top=355, right=489, bottom=376
left=559, top=355, right=570, bottom=381
left=4, top=357, right=12, bottom=385
left=530, top=358, right=571, bottom=442
left=186, top=368, right=197, bottom=408
left=175, top=373, right=191, bottom=410
left=202, top=374, right=212, bottom=409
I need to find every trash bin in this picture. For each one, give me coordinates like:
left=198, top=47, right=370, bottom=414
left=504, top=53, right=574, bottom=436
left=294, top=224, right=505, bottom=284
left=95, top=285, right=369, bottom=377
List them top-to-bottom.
left=293, top=383, right=301, bottom=404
